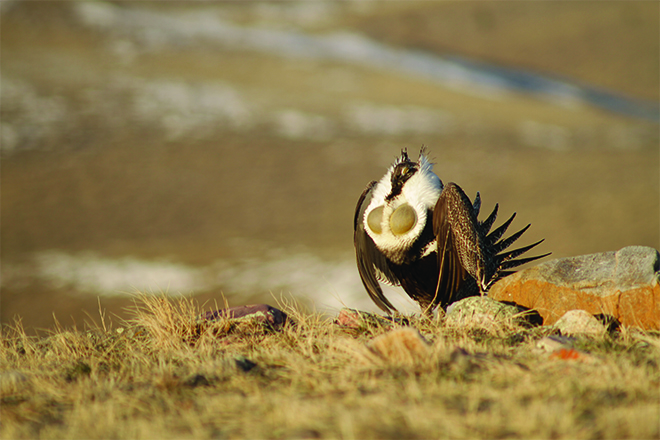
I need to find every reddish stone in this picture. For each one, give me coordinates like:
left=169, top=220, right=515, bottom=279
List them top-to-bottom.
left=489, top=246, right=660, bottom=330
left=334, top=308, right=364, bottom=328
left=549, top=348, right=595, bottom=363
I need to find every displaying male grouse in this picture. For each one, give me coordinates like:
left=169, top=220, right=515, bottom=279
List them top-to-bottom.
left=354, top=149, right=549, bottom=314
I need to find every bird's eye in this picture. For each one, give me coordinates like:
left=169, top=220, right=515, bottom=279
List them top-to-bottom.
left=367, top=206, right=384, bottom=234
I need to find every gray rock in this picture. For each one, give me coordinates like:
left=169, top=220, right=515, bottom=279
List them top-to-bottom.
left=490, top=246, right=660, bottom=330
left=534, top=246, right=659, bottom=293
left=554, top=309, right=607, bottom=337
left=535, top=335, right=576, bottom=352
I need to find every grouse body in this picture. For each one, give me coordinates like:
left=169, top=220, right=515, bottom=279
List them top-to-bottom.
left=354, top=149, right=549, bottom=314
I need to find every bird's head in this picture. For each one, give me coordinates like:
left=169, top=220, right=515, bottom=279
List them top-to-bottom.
left=387, top=150, right=420, bottom=201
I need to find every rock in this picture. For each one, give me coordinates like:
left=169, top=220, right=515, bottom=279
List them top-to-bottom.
left=489, top=246, right=660, bottom=330
left=445, top=296, right=538, bottom=329
left=200, top=304, right=288, bottom=330
left=554, top=310, right=607, bottom=337
left=367, top=328, right=430, bottom=365
left=534, top=335, right=597, bottom=363
left=535, top=335, right=576, bottom=353
left=548, top=347, right=597, bottom=363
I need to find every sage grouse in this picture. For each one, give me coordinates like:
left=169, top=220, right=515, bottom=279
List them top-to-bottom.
left=354, top=149, right=549, bottom=314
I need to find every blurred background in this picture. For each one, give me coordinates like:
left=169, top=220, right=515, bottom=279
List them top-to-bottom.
left=2, top=1, right=658, bottom=334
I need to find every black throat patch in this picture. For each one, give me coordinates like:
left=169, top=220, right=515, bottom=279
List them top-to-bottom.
left=386, top=158, right=418, bottom=201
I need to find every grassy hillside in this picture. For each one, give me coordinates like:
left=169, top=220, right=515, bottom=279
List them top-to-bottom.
left=2, top=295, right=659, bottom=439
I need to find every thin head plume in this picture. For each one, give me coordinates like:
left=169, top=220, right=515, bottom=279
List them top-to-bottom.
left=418, top=145, right=437, bottom=166
left=416, top=146, right=440, bottom=183
left=394, top=148, right=411, bottom=165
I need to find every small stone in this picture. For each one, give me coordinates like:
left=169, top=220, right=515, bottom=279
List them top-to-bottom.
left=489, top=246, right=660, bottom=330
left=200, top=304, right=288, bottom=330
left=554, top=310, right=607, bottom=337
left=367, top=327, right=430, bottom=365
left=534, top=335, right=597, bottom=363
left=535, top=335, right=576, bottom=352
left=548, top=347, right=597, bottom=363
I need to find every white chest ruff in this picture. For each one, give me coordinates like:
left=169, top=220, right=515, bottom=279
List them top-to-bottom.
left=363, top=162, right=442, bottom=260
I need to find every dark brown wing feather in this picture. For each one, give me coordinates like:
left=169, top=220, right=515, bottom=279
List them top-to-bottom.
left=354, top=181, right=399, bottom=313
left=432, top=182, right=480, bottom=308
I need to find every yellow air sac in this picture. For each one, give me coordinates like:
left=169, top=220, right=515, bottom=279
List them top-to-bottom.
left=390, top=204, right=417, bottom=235
left=367, top=206, right=384, bottom=234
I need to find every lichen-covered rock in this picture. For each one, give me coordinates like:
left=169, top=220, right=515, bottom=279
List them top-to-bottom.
left=489, top=246, right=660, bottom=330
left=445, top=296, right=538, bottom=329
left=554, top=309, right=607, bottom=337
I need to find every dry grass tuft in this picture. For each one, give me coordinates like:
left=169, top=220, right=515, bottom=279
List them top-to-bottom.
left=1, top=293, right=659, bottom=439
left=126, top=293, right=215, bottom=350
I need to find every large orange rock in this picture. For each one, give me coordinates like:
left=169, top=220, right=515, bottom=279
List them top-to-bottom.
left=489, top=246, right=660, bottom=330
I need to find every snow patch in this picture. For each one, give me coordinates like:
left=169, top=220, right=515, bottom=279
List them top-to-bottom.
left=8, top=250, right=419, bottom=314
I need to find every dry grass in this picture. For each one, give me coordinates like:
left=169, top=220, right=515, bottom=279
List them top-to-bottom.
left=1, top=294, right=659, bottom=439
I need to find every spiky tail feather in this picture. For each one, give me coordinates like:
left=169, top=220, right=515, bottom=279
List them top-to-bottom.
left=478, top=205, right=550, bottom=290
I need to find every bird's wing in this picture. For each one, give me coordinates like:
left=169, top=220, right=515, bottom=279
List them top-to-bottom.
left=354, top=181, right=399, bottom=314
left=432, top=182, right=483, bottom=307
left=434, top=182, right=551, bottom=305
